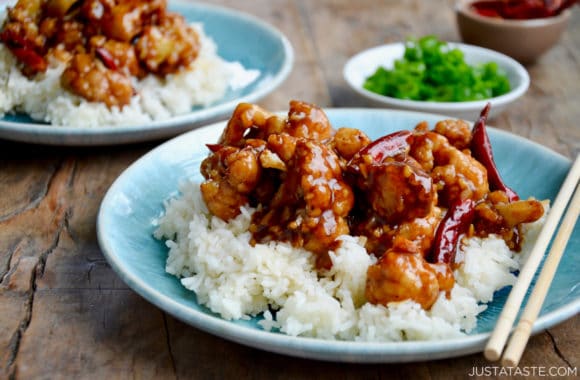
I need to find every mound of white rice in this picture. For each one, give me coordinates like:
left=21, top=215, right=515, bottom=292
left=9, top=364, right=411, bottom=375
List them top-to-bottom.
left=0, top=19, right=259, bottom=127
left=154, top=181, right=546, bottom=341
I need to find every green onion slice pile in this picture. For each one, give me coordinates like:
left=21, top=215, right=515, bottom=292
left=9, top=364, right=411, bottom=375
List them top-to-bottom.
left=363, top=36, right=511, bottom=102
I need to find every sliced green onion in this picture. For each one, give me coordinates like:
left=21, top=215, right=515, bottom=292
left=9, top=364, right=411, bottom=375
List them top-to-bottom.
left=363, top=35, right=511, bottom=102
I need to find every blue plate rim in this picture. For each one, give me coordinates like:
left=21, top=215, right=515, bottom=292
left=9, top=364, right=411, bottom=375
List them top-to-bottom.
left=97, top=107, right=578, bottom=363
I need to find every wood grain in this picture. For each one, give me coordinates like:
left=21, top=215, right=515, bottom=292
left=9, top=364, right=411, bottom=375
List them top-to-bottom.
left=0, top=1, right=578, bottom=379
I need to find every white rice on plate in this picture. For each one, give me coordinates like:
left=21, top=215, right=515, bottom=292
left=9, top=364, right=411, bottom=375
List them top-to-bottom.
left=0, top=15, right=260, bottom=127
left=154, top=180, right=546, bottom=341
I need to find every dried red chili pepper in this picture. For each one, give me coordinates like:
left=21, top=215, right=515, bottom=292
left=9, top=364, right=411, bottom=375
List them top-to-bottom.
left=470, top=0, right=578, bottom=19
left=0, top=31, right=47, bottom=73
left=8, top=47, right=47, bottom=72
left=96, top=47, right=118, bottom=71
left=470, top=103, right=519, bottom=202
left=346, top=130, right=413, bottom=175
left=346, top=130, right=414, bottom=183
left=357, top=130, right=413, bottom=162
left=206, top=143, right=223, bottom=153
left=429, top=198, right=476, bottom=264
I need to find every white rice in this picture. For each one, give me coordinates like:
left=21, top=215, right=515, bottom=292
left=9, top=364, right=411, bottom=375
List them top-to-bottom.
left=0, top=20, right=260, bottom=127
left=154, top=180, right=546, bottom=341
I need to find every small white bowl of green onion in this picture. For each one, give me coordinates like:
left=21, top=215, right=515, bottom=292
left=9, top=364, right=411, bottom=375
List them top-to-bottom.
left=343, top=36, right=529, bottom=120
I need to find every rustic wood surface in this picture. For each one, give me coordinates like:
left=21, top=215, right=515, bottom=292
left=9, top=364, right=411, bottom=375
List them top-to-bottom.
left=1, top=1, right=579, bottom=379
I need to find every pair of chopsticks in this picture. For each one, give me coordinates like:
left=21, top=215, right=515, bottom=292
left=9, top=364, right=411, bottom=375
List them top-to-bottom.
left=484, top=154, right=580, bottom=367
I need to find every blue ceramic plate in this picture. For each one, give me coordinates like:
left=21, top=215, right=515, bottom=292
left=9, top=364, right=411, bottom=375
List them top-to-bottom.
left=0, top=1, right=293, bottom=145
left=97, top=109, right=578, bottom=363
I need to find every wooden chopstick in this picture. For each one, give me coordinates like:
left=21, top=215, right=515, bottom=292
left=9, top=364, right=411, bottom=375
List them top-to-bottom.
left=484, top=154, right=580, bottom=362
left=501, top=181, right=580, bottom=367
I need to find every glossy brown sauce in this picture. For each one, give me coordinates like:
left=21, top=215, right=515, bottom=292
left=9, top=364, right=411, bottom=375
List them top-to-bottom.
left=200, top=101, right=545, bottom=310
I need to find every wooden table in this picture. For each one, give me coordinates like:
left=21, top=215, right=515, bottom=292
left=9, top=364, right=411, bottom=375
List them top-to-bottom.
left=1, top=1, right=578, bottom=379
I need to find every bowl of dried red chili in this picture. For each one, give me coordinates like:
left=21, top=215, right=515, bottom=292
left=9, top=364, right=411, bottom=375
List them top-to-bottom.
left=456, top=0, right=576, bottom=64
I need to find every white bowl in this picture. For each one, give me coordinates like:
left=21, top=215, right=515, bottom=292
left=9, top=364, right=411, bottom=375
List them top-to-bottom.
left=343, top=42, right=530, bottom=120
